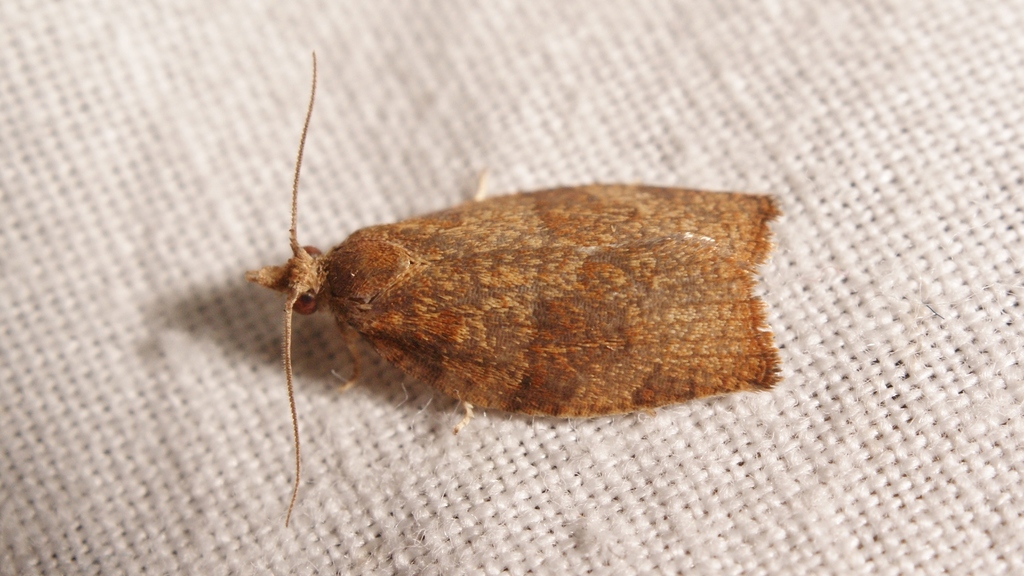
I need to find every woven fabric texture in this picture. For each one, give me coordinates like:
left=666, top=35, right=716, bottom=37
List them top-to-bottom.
left=2, top=1, right=1022, bottom=574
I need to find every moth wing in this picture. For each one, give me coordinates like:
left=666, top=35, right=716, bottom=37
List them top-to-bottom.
left=378, top=185, right=779, bottom=270
left=350, top=234, right=778, bottom=416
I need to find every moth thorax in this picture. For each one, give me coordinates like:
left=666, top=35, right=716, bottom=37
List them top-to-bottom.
left=327, top=238, right=414, bottom=305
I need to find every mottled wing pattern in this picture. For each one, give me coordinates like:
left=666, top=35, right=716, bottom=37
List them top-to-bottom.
left=377, top=185, right=777, bottom=270
left=341, top=186, right=780, bottom=416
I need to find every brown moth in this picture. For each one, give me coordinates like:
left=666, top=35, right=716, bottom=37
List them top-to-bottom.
left=247, top=55, right=780, bottom=525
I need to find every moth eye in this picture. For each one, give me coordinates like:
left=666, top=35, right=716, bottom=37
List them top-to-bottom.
left=302, top=245, right=322, bottom=256
left=294, top=292, right=318, bottom=315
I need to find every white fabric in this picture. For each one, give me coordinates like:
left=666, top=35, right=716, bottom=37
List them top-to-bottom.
left=3, top=1, right=1022, bottom=574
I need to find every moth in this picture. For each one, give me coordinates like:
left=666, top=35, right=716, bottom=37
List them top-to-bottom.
left=247, top=55, right=780, bottom=524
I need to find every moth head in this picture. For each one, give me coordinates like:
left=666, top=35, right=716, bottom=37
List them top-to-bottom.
left=245, top=245, right=325, bottom=315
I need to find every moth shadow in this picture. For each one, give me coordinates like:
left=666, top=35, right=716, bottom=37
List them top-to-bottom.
left=148, top=276, right=426, bottom=407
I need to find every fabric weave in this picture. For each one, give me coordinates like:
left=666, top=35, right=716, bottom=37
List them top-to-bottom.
left=2, top=1, right=1022, bottom=574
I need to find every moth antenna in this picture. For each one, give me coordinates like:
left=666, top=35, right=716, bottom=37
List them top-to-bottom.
left=283, top=52, right=318, bottom=528
left=289, top=52, right=318, bottom=256
left=282, top=293, right=301, bottom=527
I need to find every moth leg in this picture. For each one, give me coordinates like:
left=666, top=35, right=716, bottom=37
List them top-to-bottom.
left=473, top=169, right=489, bottom=201
left=332, top=325, right=361, bottom=392
left=452, top=402, right=475, bottom=435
